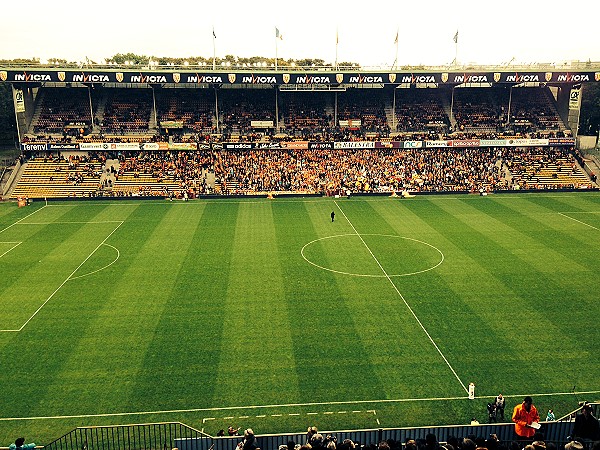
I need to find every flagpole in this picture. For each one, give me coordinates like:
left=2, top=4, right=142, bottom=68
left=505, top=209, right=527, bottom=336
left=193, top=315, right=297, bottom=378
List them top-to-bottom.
left=212, top=26, right=216, bottom=70
left=335, top=27, right=339, bottom=70
left=275, top=28, right=278, bottom=71
left=394, top=28, right=399, bottom=70
left=453, top=30, right=458, bottom=66
left=454, top=42, right=458, bottom=66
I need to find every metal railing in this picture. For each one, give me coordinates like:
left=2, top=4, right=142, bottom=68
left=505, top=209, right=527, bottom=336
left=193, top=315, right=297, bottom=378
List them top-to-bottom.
left=1, top=61, right=600, bottom=72
left=16, top=403, right=597, bottom=450
left=37, top=420, right=576, bottom=450
left=43, top=422, right=208, bottom=450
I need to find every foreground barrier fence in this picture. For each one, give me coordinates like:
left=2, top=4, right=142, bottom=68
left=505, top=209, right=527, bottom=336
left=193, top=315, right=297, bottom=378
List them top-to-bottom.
left=35, top=404, right=598, bottom=450
left=41, top=420, right=578, bottom=450
left=44, top=422, right=209, bottom=450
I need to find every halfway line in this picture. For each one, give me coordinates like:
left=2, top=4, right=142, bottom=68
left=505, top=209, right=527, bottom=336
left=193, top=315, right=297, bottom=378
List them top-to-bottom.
left=333, top=200, right=468, bottom=394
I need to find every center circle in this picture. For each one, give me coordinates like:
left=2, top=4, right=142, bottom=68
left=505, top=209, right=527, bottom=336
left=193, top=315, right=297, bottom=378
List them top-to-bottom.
left=301, top=234, right=444, bottom=277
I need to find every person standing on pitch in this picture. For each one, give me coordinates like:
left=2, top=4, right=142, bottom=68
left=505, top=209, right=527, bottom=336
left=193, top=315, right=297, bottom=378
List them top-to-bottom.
left=331, top=211, right=335, bottom=222
left=495, top=394, right=506, bottom=420
left=512, top=396, right=540, bottom=441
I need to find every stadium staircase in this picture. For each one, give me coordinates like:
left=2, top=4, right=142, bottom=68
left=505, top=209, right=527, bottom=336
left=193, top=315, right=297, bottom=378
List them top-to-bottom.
left=543, top=88, right=569, bottom=133
left=28, top=89, right=46, bottom=135
left=92, top=94, right=108, bottom=133
left=440, top=94, right=456, bottom=131
left=149, top=104, right=157, bottom=130
left=324, top=104, right=335, bottom=127
left=384, top=106, right=395, bottom=130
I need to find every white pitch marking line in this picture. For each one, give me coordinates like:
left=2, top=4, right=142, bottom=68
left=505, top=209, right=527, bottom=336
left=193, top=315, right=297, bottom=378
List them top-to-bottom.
left=334, top=200, right=469, bottom=395
left=0, top=204, right=47, bottom=234
left=558, top=212, right=600, bottom=231
left=2, top=220, right=124, bottom=333
left=18, top=221, right=124, bottom=225
left=301, top=234, right=444, bottom=278
left=0, top=241, right=22, bottom=258
left=69, top=244, right=120, bottom=281
left=3, top=390, right=600, bottom=422
left=200, top=409, right=386, bottom=425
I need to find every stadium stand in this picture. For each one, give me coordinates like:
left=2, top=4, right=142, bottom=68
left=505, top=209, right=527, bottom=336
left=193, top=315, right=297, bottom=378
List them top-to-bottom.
left=6, top=83, right=597, bottom=199
left=22, top=85, right=577, bottom=143
left=31, top=87, right=93, bottom=138
left=452, top=87, right=507, bottom=135
left=508, top=87, right=566, bottom=135
left=101, top=88, right=153, bottom=136
left=156, top=88, right=214, bottom=138
left=219, top=88, right=277, bottom=140
left=393, top=88, right=450, bottom=136
left=337, top=89, right=390, bottom=139
left=280, top=91, right=331, bottom=136
left=9, top=144, right=593, bottom=199
left=503, top=147, right=591, bottom=189
left=213, top=148, right=507, bottom=195
left=112, top=150, right=213, bottom=197
left=10, top=154, right=103, bottom=198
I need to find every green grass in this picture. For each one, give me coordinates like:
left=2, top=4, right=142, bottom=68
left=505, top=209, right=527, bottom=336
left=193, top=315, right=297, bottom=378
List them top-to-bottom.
left=1, top=193, right=599, bottom=444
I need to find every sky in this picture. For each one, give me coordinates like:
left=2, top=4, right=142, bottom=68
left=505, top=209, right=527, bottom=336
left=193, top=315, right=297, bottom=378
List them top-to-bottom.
left=2, top=0, right=600, bottom=68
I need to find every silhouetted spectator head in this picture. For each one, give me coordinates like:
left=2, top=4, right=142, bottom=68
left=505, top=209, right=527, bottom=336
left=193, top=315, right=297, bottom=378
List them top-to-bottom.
left=462, top=438, right=476, bottom=450
left=565, top=442, right=583, bottom=450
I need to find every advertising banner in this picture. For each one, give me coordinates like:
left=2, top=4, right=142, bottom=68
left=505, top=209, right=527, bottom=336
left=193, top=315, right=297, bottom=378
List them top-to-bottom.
left=1, top=69, right=598, bottom=85
left=569, top=85, right=582, bottom=110
left=13, top=88, right=25, bottom=113
left=339, top=119, right=362, bottom=127
left=250, top=120, right=274, bottom=128
left=548, top=138, right=576, bottom=146
left=479, top=139, right=507, bottom=147
left=425, top=140, right=448, bottom=148
left=447, top=140, right=480, bottom=147
left=281, top=141, right=309, bottom=150
left=334, top=141, right=375, bottom=149
left=403, top=141, right=423, bottom=149
left=169, top=142, right=198, bottom=150
left=255, top=142, right=283, bottom=149
left=308, top=142, right=334, bottom=150
left=21, top=143, right=47, bottom=152
left=48, top=143, right=80, bottom=150
left=223, top=143, right=255, bottom=150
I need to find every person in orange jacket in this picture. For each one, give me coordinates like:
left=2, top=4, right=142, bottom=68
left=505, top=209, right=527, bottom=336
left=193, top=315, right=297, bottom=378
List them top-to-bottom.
left=513, top=396, right=541, bottom=440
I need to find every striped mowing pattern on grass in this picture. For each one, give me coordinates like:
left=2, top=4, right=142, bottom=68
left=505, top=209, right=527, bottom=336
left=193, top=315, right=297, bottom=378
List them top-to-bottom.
left=0, top=192, right=599, bottom=444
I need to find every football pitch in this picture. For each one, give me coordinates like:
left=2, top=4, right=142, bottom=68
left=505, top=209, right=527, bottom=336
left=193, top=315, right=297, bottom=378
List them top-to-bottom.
left=1, top=193, right=599, bottom=444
